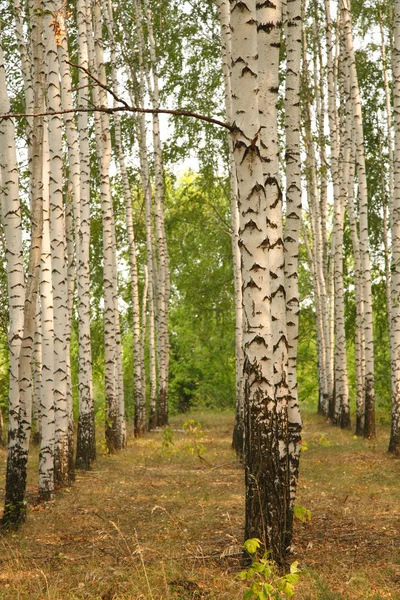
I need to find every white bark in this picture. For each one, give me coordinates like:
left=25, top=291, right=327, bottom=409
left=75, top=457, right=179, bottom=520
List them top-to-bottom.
left=75, top=0, right=96, bottom=467
left=87, top=0, right=123, bottom=451
left=103, top=0, right=146, bottom=437
left=142, top=0, right=170, bottom=427
left=216, top=0, right=244, bottom=456
left=284, top=0, right=303, bottom=500
left=341, top=0, right=375, bottom=437
left=389, top=0, right=400, bottom=455
left=0, top=42, right=26, bottom=519
left=39, top=126, right=55, bottom=501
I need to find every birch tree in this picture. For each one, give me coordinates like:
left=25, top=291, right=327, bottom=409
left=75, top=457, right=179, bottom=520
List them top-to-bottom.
left=216, top=0, right=245, bottom=457
left=230, top=0, right=299, bottom=563
left=389, top=0, right=400, bottom=456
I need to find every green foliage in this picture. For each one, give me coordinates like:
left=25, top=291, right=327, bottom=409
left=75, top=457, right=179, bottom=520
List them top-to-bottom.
left=167, top=173, right=236, bottom=413
left=182, top=420, right=206, bottom=456
left=161, top=426, right=175, bottom=454
left=294, top=504, right=312, bottom=523
left=239, top=539, right=300, bottom=600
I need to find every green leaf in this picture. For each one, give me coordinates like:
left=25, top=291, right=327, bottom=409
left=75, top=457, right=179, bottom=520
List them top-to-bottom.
left=294, top=504, right=312, bottom=523
left=244, top=538, right=262, bottom=554
left=289, top=561, right=299, bottom=574
left=282, top=582, right=295, bottom=597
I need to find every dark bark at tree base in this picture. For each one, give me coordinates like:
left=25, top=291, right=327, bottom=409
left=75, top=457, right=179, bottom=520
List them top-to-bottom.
left=364, top=375, right=376, bottom=439
left=328, top=387, right=336, bottom=422
left=157, top=388, right=168, bottom=427
left=317, top=393, right=329, bottom=417
left=244, top=400, right=292, bottom=567
left=0, top=407, right=6, bottom=447
left=340, top=409, right=351, bottom=430
left=90, top=410, right=96, bottom=462
left=148, top=410, right=157, bottom=431
left=76, top=412, right=94, bottom=469
left=105, top=413, right=119, bottom=454
left=355, top=414, right=364, bottom=436
left=232, top=416, right=244, bottom=459
left=134, top=418, right=146, bottom=437
left=68, top=423, right=75, bottom=482
left=388, top=432, right=400, bottom=456
left=54, top=443, right=71, bottom=488
left=2, top=446, right=28, bottom=530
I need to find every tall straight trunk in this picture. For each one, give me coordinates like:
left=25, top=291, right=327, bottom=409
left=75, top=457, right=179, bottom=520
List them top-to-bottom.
left=1, top=0, right=44, bottom=524
left=43, top=0, right=70, bottom=486
left=75, top=0, right=96, bottom=467
left=87, top=0, right=121, bottom=452
left=91, top=0, right=126, bottom=449
left=103, top=0, right=146, bottom=437
left=142, top=0, right=170, bottom=427
left=216, top=0, right=244, bottom=456
left=230, top=0, right=296, bottom=564
left=284, top=0, right=303, bottom=508
left=324, top=0, right=342, bottom=421
left=341, top=0, right=375, bottom=438
left=389, top=0, right=400, bottom=455
left=56, top=8, right=89, bottom=477
left=129, top=32, right=158, bottom=432
left=0, top=43, right=27, bottom=526
left=303, top=46, right=331, bottom=417
left=333, top=74, right=351, bottom=429
left=38, top=126, right=56, bottom=501
left=65, top=184, right=75, bottom=478
left=141, top=261, right=149, bottom=400
left=32, top=302, right=42, bottom=445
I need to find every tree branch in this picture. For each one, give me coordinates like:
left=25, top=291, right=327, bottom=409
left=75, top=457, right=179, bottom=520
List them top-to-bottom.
left=0, top=104, right=232, bottom=130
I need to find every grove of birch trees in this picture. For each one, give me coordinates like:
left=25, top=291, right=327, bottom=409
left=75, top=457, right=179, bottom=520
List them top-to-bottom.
left=0, top=0, right=399, bottom=568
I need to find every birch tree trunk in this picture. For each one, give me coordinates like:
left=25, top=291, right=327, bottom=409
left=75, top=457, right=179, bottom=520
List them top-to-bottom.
left=1, top=0, right=45, bottom=523
left=43, top=0, right=70, bottom=486
left=75, top=0, right=96, bottom=467
left=87, top=0, right=123, bottom=451
left=103, top=0, right=146, bottom=437
left=142, top=0, right=170, bottom=427
left=216, top=0, right=245, bottom=457
left=230, top=0, right=297, bottom=563
left=284, top=0, right=303, bottom=501
left=341, top=0, right=375, bottom=438
left=389, top=0, right=400, bottom=455
left=130, top=15, right=157, bottom=431
left=0, top=43, right=27, bottom=526
left=38, top=126, right=56, bottom=501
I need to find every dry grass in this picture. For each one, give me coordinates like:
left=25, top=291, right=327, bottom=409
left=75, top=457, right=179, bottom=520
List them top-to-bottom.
left=0, top=409, right=399, bottom=599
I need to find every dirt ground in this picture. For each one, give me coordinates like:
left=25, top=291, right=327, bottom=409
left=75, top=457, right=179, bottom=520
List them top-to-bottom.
left=0, top=410, right=399, bottom=599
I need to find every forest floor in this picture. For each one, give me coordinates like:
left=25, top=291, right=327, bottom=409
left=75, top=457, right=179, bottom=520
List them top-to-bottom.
left=0, top=409, right=399, bottom=600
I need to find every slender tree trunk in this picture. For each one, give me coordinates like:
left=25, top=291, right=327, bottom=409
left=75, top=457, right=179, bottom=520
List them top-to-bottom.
left=43, top=0, right=70, bottom=485
left=75, top=0, right=96, bottom=467
left=86, top=0, right=121, bottom=452
left=103, top=0, right=146, bottom=437
left=142, top=0, right=171, bottom=427
left=216, top=0, right=244, bottom=457
left=284, top=0, right=303, bottom=505
left=341, top=0, right=375, bottom=438
left=389, top=0, right=400, bottom=455
left=130, top=26, right=158, bottom=431
left=0, top=43, right=27, bottom=527
left=38, top=126, right=56, bottom=501
left=32, top=300, right=42, bottom=445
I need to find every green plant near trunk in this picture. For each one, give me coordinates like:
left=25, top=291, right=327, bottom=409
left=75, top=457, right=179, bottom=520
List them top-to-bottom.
left=239, top=539, right=300, bottom=599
